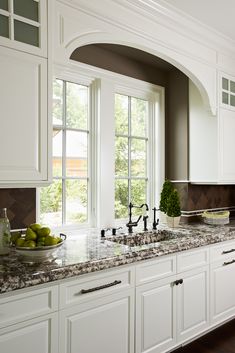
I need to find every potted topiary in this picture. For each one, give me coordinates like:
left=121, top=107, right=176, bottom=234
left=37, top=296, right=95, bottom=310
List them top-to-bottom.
left=159, top=179, right=174, bottom=224
left=166, top=189, right=181, bottom=228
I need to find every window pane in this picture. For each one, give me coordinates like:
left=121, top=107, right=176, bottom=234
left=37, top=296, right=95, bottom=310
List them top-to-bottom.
left=0, top=0, right=8, bottom=11
left=14, top=0, right=38, bottom=22
left=0, top=14, right=9, bottom=38
left=14, top=20, right=39, bottom=47
left=222, top=77, right=229, bottom=91
left=53, top=79, right=63, bottom=125
left=230, top=81, right=235, bottom=94
left=66, top=82, right=88, bottom=130
left=222, top=92, right=229, bottom=105
left=115, top=94, right=128, bottom=135
left=230, top=95, right=235, bottom=107
left=131, top=97, right=147, bottom=137
left=53, top=129, right=62, bottom=177
left=66, top=131, right=88, bottom=177
left=115, top=136, right=128, bottom=177
left=131, top=138, right=146, bottom=177
left=66, top=179, right=87, bottom=224
left=115, top=179, right=128, bottom=219
left=40, top=180, right=62, bottom=226
left=131, top=180, right=147, bottom=216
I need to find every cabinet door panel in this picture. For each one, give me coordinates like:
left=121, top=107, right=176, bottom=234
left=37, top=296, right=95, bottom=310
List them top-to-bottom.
left=0, top=46, right=48, bottom=182
left=219, top=108, right=235, bottom=181
left=211, top=260, right=235, bottom=324
left=177, top=267, right=209, bottom=342
left=136, top=276, right=176, bottom=353
left=60, top=290, right=134, bottom=353
left=0, top=313, right=58, bottom=353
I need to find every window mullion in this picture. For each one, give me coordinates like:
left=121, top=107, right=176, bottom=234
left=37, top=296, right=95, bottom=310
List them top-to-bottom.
left=9, top=0, right=14, bottom=40
left=62, top=80, right=67, bottom=225
left=128, top=96, right=131, bottom=204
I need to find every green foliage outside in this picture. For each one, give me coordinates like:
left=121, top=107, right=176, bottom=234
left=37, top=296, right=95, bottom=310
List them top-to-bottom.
left=40, top=80, right=88, bottom=225
left=115, top=94, right=148, bottom=219
left=159, top=179, right=174, bottom=213
left=40, top=180, right=62, bottom=213
left=166, top=189, right=181, bottom=217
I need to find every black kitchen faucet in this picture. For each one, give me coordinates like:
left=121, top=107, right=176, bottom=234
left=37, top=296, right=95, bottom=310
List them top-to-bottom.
left=126, top=202, right=149, bottom=233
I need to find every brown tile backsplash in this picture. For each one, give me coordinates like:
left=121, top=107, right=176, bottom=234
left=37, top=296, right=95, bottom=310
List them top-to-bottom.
left=174, top=182, right=235, bottom=212
left=1, top=183, right=235, bottom=229
left=0, top=188, right=36, bottom=229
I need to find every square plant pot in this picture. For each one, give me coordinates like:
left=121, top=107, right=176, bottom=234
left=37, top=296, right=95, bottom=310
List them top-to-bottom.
left=166, top=216, right=181, bottom=228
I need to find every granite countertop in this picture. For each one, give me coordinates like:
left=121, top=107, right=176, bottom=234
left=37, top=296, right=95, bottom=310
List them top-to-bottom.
left=1, top=223, right=235, bottom=294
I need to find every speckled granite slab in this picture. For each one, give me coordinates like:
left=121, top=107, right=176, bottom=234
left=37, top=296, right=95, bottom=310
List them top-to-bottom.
left=1, top=224, right=235, bottom=294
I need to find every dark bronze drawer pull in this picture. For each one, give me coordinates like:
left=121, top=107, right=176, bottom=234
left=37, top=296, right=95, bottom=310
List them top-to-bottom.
left=222, top=249, right=235, bottom=254
left=223, top=259, right=235, bottom=266
left=173, top=279, right=183, bottom=286
left=80, top=280, right=122, bottom=294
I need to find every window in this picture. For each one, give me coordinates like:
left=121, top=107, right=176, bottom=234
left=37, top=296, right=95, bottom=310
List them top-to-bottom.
left=40, top=79, right=90, bottom=227
left=115, top=93, right=150, bottom=219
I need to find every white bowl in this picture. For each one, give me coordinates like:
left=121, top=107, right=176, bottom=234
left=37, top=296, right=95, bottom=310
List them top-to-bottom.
left=15, top=234, right=66, bottom=262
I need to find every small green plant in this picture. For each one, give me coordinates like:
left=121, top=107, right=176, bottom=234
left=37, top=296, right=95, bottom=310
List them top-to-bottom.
left=159, top=179, right=174, bottom=213
left=166, top=189, right=181, bottom=217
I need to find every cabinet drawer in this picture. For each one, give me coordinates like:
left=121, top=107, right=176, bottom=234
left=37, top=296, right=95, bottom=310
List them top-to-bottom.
left=210, top=240, right=235, bottom=263
left=177, top=248, right=209, bottom=273
left=136, top=256, right=176, bottom=285
left=59, top=267, right=134, bottom=309
left=0, top=285, right=58, bottom=329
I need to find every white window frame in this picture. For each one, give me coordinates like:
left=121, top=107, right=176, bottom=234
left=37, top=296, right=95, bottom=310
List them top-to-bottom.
left=37, top=60, right=165, bottom=231
left=37, top=65, right=97, bottom=231
left=114, top=81, right=165, bottom=226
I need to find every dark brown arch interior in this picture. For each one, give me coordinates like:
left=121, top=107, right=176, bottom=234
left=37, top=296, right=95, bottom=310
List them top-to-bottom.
left=71, top=43, right=189, bottom=182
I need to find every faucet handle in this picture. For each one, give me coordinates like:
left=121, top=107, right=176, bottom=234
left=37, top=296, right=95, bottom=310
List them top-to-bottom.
left=153, top=218, right=159, bottom=230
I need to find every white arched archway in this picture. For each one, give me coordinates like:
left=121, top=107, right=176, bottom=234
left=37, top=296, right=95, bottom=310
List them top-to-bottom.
left=63, top=32, right=216, bottom=116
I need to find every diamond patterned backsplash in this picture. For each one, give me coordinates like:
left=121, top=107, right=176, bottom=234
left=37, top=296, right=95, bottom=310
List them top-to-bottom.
left=174, top=183, right=235, bottom=218
left=0, top=188, right=36, bottom=229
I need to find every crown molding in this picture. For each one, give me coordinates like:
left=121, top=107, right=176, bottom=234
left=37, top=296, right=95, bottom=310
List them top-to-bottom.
left=58, top=0, right=235, bottom=59
left=116, top=0, right=235, bottom=56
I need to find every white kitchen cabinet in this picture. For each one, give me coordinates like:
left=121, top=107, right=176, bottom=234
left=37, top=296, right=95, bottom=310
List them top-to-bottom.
left=0, top=45, right=50, bottom=186
left=190, top=74, right=235, bottom=184
left=218, top=74, right=235, bottom=183
left=218, top=107, right=235, bottom=182
left=135, top=248, right=210, bottom=353
left=210, top=258, right=235, bottom=325
left=136, top=265, right=209, bottom=353
left=177, top=266, right=209, bottom=343
left=136, top=275, right=177, bottom=353
left=0, top=284, right=59, bottom=353
left=60, top=289, right=134, bottom=353
left=0, top=313, right=58, bottom=353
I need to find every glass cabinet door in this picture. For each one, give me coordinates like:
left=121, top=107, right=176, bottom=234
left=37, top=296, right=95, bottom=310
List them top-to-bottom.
left=0, top=0, right=46, bottom=52
left=221, top=76, right=235, bottom=108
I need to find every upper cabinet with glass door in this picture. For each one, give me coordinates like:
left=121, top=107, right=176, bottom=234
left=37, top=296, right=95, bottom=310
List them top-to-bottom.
left=0, top=0, right=47, bottom=57
left=221, top=75, right=235, bottom=109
